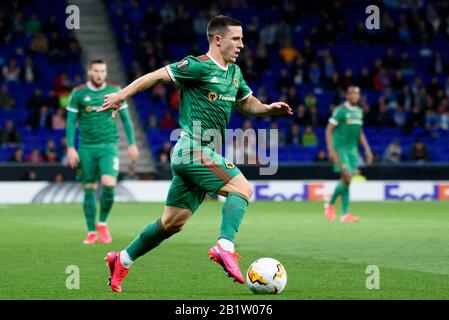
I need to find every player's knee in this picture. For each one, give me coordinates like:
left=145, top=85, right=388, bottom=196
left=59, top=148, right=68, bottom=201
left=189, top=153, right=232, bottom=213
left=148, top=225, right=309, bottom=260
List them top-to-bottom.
left=342, top=173, right=352, bottom=185
left=231, top=182, right=252, bottom=201
left=83, top=183, right=97, bottom=190
left=161, top=208, right=191, bottom=235
left=163, top=219, right=186, bottom=234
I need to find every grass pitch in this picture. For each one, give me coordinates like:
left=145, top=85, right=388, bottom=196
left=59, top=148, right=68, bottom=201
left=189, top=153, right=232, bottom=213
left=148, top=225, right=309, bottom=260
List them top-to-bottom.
left=1, top=201, right=448, bottom=300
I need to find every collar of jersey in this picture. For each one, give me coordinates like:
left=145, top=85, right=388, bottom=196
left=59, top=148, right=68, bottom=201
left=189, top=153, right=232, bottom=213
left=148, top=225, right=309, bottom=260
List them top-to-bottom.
left=206, top=53, right=228, bottom=71
left=87, top=81, right=106, bottom=91
left=344, top=101, right=358, bottom=111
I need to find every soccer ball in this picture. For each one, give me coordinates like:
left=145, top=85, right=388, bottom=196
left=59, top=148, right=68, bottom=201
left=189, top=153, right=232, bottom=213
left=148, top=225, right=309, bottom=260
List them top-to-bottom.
left=246, top=257, right=287, bottom=294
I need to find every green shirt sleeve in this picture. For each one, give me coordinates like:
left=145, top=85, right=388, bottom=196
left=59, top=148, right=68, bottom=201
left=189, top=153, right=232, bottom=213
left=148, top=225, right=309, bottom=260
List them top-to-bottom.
left=165, top=56, right=203, bottom=85
left=235, top=66, right=253, bottom=102
left=65, top=89, right=80, bottom=148
left=118, top=107, right=135, bottom=145
left=329, top=107, right=343, bottom=126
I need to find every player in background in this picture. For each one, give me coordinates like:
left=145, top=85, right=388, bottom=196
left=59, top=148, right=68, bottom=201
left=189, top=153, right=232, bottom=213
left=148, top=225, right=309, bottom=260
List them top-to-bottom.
left=98, top=15, right=292, bottom=292
left=65, top=59, right=140, bottom=244
left=324, top=86, right=373, bottom=222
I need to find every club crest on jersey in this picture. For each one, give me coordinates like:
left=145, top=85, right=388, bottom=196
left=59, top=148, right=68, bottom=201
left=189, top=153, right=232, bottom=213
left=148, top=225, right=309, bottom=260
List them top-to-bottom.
left=176, top=59, right=189, bottom=71
left=233, top=78, right=239, bottom=88
left=208, top=92, right=218, bottom=101
left=85, top=106, right=93, bottom=112
left=225, top=161, right=235, bottom=169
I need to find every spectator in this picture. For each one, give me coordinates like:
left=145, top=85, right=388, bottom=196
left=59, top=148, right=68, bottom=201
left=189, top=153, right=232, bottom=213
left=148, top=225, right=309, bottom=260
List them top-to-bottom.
left=25, top=14, right=41, bottom=35
left=48, top=31, right=65, bottom=61
left=30, top=33, right=49, bottom=54
left=279, top=39, right=299, bottom=64
left=20, top=57, right=38, bottom=83
left=2, top=58, right=20, bottom=82
left=358, top=67, right=372, bottom=90
left=277, top=68, right=294, bottom=90
left=53, top=72, right=72, bottom=94
left=0, top=84, right=16, bottom=110
left=286, top=87, right=300, bottom=108
left=27, top=88, right=46, bottom=111
left=304, top=92, right=317, bottom=109
left=294, top=104, right=310, bottom=126
left=29, top=105, right=52, bottom=130
left=309, top=106, right=324, bottom=127
left=393, top=106, right=407, bottom=128
left=52, top=108, right=66, bottom=129
left=425, top=108, right=440, bottom=131
left=440, top=110, right=449, bottom=130
left=159, top=111, right=176, bottom=129
left=1, top=120, right=21, bottom=146
left=286, top=123, right=301, bottom=146
left=301, top=125, right=318, bottom=147
left=59, top=137, right=68, bottom=164
left=45, top=140, right=59, bottom=162
left=383, top=140, right=402, bottom=164
left=158, top=141, right=172, bottom=163
left=410, top=141, right=429, bottom=163
left=10, top=148, right=24, bottom=162
left=26, top=148, right=45, bottom=163
left=314, top=149, right=327, bottom=163
left=124, top=166, right=139, bottom=180
left=23, top=169, right=38, bottom=181
left=54, top=173, right=64, bottom=183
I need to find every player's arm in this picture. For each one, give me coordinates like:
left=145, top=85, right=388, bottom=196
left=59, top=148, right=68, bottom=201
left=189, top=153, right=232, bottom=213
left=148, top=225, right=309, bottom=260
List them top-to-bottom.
left=98, top=67, right=171, bottom=117
left=65, top=91, right=80, bottom=168
left=235, top=95, right=292, bottom=117
left=118, top=106, right=140, bottom=163
left=325, top=122, right=339, bottom=163
left=359, top=130, right=373, bottom=165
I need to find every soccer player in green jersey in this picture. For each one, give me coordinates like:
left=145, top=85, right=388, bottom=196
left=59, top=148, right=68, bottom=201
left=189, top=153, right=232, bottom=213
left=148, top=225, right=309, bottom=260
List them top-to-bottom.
left=98, top=15, right=292, bottom=292
left=66, top=59, right=140, bottom=244
left=324, top=86, right=373, bottom=223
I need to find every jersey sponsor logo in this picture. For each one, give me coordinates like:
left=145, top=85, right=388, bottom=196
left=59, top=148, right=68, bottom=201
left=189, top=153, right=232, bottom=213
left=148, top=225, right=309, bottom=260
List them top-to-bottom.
left=176, top=58, right=189, bottom=71
left=210, top=76, right=219, bottom=84
left=233, top=78, right=239, bottom=88
left=208, top=92, right=218, bottom=101
left=219, top=95, right=236, bottom=102
left=84, top=96, right=91, bottom=102
left=346, top=119, right=363, bottom=125
left=225, top=161, right=235, bottom=169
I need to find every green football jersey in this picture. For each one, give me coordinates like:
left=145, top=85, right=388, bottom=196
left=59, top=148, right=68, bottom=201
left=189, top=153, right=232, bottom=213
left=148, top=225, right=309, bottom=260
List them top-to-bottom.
left=166, top=54, right=252, bottom=144
left=66, top=82, right=127, bottom=145
left=329, top=102, right=363, bottom=151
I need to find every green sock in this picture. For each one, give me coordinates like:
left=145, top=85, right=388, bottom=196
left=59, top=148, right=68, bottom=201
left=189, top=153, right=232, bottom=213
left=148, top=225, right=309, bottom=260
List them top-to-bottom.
left=329, top=182, right=345, bottom=205
left=341, top=184, right=350, bottom=214
left=99, top=186, right=115, bottom=223
left=83, top=188, right=96, bottom=232
left=219, top=193, right=248, bottom=243
left=126, top=218, right=170, bottom=261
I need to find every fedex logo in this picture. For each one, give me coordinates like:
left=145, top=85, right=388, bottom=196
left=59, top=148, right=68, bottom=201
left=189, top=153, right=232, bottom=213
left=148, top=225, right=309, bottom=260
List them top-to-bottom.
left=254, top=183, right=324, bottom=201
left=385, top=184, right=449, bottom=201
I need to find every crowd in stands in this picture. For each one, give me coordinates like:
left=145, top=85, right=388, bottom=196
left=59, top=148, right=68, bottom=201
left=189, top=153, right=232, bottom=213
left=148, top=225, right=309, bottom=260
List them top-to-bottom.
left=0, top=0, right=81, bottom=165
left=1, top=0, right=449, bottom=168
left=105, top=0, right=449, bottom=165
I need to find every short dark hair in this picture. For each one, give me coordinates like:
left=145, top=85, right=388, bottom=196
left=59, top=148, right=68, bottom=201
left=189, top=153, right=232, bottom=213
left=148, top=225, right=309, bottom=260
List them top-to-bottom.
left=207, top=15, right=242, bottom=43
left=88, top=59, right=106, bottom=68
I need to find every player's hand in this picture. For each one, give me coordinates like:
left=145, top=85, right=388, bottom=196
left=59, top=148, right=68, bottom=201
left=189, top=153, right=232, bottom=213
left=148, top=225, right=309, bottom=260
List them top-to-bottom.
left=97, top=92, right=125, bottom=118
left=267, top=102, right=293, bottom=116
left=127, top=144, right=140, bottom=163
left=67, top=147, right=79, bottom=168
left=328, top=150, right=339, bottom=164
left=365, top=150, right=373, bottom=165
